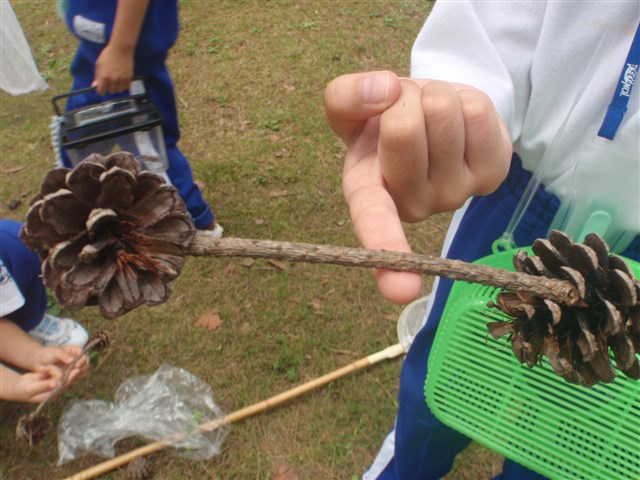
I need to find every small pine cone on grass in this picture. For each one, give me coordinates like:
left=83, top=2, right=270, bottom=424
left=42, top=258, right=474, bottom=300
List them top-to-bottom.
left=19, top=152, right=196, bottom=319
left=488, top=230, right=640, bottom=387
left=89, top=330, right=111, bottom=352
left=15, top=413, right=51, bottom=446
left=121, top=457, right=154, bottom=480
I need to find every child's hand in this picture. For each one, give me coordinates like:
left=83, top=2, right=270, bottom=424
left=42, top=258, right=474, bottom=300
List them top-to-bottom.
left=91, top=0, right=150, bottom=95
left=92, top=43, right=134, bottom=95
left=324, top=71, right=512, bottom=304
left=31, top=345, right=88, bottom=386
left=1, top=367, right=59, bottom=403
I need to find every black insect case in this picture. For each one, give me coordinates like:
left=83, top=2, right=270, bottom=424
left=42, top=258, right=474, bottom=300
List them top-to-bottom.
left=52, top=79, right=169, bottom=179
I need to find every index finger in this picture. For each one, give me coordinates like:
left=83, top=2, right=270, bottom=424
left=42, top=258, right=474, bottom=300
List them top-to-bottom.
left=344, top=146, right=423, bottom=304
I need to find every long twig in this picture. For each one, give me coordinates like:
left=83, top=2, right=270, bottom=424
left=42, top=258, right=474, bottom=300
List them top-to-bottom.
left=186, top=235, right=581, bottom=306
left=64, top=343, right=406, bottom=480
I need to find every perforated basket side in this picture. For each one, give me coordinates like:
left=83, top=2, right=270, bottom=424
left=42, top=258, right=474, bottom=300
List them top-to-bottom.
left=424, top=250, right=640, bottom=480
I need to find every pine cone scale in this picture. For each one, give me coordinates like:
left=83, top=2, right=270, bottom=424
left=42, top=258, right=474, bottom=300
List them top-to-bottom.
left=65, top=161, right=105, bottom=205
left=95, top=167, right=136, bottom=211
left=40, top=168, right=70, bottom=196
left=133, top=172, right=166, bottom=203
left=126, top=186, right=186, bottom=229
left=41, top=190, right=92, bottom=235
left=20, top=202, right=70, bottom=251
left=49, top=232, right=89, bottom=270
left=79, top=235, right=118, bottom=263
left=531, top=239, right=568, bottom=276
left=89, top=255, right=119, bottom=297
left=609, top=269, right=638, bottom=307
left=138, top=270, right=169, bottom=304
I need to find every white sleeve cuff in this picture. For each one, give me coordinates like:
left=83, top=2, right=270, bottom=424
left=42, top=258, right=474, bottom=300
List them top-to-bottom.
left=0, top=260, right=26, bottom=317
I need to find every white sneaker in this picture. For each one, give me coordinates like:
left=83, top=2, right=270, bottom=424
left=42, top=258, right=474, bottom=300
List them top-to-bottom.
left=198, top=222, right=224, bottom=239
left=28, top=313, right=89, bottom=347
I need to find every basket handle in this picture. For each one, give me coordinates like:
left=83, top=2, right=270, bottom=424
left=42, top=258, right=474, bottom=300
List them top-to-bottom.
left=51, top=77, right=149, bottom=116
left=52, top=86, right=97, bottom=117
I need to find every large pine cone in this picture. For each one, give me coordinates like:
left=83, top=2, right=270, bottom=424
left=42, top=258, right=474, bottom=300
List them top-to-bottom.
left=20, top=152, right=196, bottom=319
left=488, top=230, right=640, bottom=387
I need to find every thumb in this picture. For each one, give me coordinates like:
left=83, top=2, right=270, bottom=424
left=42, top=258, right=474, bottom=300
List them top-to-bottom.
left=324, top=70, right=401, bottom=144
left=91, top=78, right=106, bottom=96
left=43, top=347, right=75, bottom=366
left=39, top=364, right=64, bottom=381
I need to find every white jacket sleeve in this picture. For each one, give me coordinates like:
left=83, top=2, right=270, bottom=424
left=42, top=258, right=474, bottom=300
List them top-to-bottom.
left=410, top=0, right=545, bottom=143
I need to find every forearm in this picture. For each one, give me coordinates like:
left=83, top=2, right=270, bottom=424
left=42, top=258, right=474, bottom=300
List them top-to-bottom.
left=109, top=0, right=150, bottom=53
left=0, top=318, right=41, bottom=371
left=0, top=363, right=59, bottom=403
left=0, top=364, right=20, bottom=401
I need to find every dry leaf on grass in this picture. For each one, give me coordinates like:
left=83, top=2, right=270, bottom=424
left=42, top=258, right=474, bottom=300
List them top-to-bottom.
left=2, top=165, right=26, bottom=174
left=268, top=190, right=292, bottom=198
left=241, top=258, right=255, bottom=268
left=267, top=259, right=287, bottom=270
left=223, top=263, right=237, bottom=275
left=308, top=300, right=323, bottom=312
left=194, top=312, right=223, bottom=330
left=383, top=312, right=398, bottom=322
left=272, top=463, right=299, bottom=480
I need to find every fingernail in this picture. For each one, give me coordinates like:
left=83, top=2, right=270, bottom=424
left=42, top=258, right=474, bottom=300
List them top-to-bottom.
left=362, top=71, right=390, bottom=105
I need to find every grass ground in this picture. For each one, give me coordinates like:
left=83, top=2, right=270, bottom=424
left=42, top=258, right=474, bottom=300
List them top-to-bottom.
left=1, top=1, right=502, bottom=478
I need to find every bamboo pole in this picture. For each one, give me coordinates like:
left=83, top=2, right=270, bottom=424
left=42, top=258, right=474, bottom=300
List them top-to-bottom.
left=186, top=235, right=581, bottom=306
left=64, top=344, right=405, bottom=480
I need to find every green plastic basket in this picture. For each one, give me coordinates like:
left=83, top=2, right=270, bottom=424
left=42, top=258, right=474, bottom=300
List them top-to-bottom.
left=424, top=249, right=640, bottom=480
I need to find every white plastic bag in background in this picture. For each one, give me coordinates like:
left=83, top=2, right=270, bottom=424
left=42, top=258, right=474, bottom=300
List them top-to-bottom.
left=0, top=1, right=49, bottom=95
left=57, top=364, right=229, bottom=465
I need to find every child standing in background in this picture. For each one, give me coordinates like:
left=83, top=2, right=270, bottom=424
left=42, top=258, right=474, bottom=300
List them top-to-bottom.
left=58, top=0, right=223, bottom=236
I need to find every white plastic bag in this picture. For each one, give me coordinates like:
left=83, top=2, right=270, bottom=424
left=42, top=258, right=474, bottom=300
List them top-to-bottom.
left=0, top=1, right=49, bottom=95
left=57, top=364, right=229, bottom=465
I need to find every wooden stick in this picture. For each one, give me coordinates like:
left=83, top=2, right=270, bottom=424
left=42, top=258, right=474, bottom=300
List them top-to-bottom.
left=186, top=235, right=581, bottom=306
left=64, top=343, right=406, bottom=480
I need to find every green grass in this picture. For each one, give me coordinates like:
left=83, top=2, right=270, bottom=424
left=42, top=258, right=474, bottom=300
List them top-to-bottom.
left=1, top=1, right=502, bottom=479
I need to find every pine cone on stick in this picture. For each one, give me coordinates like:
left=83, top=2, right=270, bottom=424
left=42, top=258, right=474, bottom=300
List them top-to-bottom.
left=20, top=152, right=195, bottom=319
left=488, top=230, right=640, bottom=387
